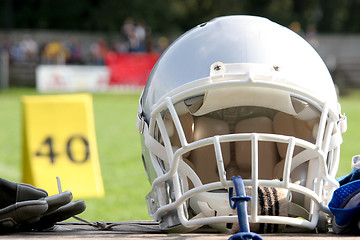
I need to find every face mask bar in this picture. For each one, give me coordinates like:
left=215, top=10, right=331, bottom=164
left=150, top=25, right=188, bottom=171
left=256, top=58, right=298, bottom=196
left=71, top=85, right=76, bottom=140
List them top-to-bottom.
left=141, top=72, right=343, bottom=231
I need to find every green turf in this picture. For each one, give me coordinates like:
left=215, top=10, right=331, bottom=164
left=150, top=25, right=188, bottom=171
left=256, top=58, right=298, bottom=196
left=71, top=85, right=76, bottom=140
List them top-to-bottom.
left=0, top=88, right=359, bottom=222
left=0, top=88, right=150, bottom=222
left=337, top=89, right=360, bottom=177
left=86, top=92, right=151, bottom=221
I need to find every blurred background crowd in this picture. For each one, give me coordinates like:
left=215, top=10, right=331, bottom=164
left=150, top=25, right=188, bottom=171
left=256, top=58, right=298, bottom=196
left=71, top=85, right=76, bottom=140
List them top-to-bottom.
left=1, top=0, right=360, bottom=90
left=1, top=17, right=169, bottom=66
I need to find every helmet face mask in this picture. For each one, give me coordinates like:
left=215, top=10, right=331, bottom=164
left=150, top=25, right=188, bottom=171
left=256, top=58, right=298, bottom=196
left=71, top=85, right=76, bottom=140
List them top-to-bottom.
left=137, top=16, right=347, bottom=233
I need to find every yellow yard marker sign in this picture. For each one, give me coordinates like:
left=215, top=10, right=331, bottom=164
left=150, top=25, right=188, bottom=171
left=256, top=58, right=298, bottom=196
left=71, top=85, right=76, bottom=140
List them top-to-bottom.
left=22, top=94, right=104, bottom=198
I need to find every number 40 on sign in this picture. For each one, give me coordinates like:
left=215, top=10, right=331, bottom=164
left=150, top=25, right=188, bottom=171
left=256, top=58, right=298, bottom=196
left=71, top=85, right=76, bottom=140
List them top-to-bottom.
left=22, top=94, right=104, bottom=198
left=36, top=135, right=90, bottom=164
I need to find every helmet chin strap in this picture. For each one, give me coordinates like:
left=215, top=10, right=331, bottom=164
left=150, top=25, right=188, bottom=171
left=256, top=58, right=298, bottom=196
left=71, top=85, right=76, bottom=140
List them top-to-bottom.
left=228, top=176, right=263, bottom=240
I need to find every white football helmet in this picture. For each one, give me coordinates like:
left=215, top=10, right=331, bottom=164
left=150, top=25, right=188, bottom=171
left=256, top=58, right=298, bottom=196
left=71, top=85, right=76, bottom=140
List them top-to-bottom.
left=136, top=15, right=347, bottom=233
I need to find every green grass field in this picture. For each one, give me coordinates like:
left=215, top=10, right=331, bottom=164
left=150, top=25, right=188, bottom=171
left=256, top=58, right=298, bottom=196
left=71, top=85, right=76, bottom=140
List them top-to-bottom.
left=0, top=88, right=359, bottom=222
left=0, top=88, right=149, bottom=222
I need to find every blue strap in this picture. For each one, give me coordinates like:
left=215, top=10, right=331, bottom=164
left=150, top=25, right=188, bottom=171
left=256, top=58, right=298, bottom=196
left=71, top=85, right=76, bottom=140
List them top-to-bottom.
left=228, top=176, right=263, bottom=240
left=329, top=179, right=360, bottom=231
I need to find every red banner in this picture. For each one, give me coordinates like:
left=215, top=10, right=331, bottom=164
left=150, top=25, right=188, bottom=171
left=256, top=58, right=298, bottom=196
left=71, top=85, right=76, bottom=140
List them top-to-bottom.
left=105, top=52, right=160, bottom=86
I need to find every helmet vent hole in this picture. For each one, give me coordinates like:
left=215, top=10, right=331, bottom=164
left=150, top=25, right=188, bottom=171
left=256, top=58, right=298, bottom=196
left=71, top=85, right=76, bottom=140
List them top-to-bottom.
left=184, top=95, right=204, bottom=114
left=226, top=223, right=233, bottom=229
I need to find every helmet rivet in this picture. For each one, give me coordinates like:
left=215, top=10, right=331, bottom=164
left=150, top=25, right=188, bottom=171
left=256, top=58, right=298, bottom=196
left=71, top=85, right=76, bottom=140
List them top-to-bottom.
left=214, top=65, right=222, bottom=71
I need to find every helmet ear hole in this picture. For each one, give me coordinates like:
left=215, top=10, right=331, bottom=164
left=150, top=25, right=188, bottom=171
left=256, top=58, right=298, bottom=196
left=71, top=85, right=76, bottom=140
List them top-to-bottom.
left=184, top=95, right=204, bottom=114
left=290, top=97, right=320, bottom=121
left=291, top=97, right=308, bottom=113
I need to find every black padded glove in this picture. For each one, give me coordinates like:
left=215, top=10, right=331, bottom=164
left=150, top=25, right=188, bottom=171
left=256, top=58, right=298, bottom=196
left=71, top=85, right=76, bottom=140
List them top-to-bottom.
left=0, top=177, right=48, bottom=209
left=0, top=178, right=86, bottom=232
left=24, top=191, right=86, bottom=231
left=0, top=199, right=48, bottom=229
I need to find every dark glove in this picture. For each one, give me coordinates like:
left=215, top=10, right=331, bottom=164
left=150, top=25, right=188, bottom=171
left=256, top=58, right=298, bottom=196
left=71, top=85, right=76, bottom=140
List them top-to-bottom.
left=0, top=177, right=48, bottom=209
left=0, top=178, right=86, bottom=232
left=24, top=192, right=86, bottom=231
left=0, top=199, right=48, bottom=230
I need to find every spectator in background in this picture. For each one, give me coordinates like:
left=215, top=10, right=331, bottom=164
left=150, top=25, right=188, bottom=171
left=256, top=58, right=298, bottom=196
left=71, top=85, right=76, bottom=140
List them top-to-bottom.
left=122, top=17, right=137, bottom=52
left=122, top=17, right=152, bottom=52
left=122, top=17, right=135, bottom=41
left=135, top=20, right=146, bottom=52
left=288, top=21, right=304, bottom=36
left=305, top=24, right=319, bottom=49
left=145, top=25, right=154, bottom=53
left=128, top=30, right=140, bottom=52
left=20, top=34, right=38, bottom=60
left=1, top=36, right=11, bottom=60
left=156, top=36, right=169, bottom=53
left=67, top=38, right=83, bottom=64
left=90, top=38, right=108, bottom=65
left=111, top=39, right=129, bottom=53
left=10, top=40, right=25, bottom=62
left=42, top=41, right=68, bottom=64
left=38, top=42, right=47, bottom=62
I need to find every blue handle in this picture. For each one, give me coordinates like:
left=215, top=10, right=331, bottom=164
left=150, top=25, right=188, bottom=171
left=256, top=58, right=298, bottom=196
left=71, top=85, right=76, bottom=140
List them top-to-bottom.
left=228, top=176, right=263, bottom=240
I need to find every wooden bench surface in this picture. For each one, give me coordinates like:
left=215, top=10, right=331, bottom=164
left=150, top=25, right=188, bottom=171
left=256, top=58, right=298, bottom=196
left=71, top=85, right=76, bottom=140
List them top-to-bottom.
left=1, top=221, right=359, bottom=240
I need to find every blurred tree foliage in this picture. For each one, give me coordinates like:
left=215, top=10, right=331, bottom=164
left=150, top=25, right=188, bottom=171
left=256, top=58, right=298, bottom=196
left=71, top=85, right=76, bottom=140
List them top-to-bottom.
left=1, top=0, right=360, bottom=33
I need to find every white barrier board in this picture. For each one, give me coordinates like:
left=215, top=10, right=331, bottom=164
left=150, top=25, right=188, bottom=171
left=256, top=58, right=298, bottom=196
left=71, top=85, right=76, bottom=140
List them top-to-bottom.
left=36, top=65, right=110, bottom=92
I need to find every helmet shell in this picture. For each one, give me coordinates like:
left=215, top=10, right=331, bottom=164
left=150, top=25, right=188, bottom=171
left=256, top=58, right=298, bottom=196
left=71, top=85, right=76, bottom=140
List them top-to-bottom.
left=142, top=15, right=339, bottom=117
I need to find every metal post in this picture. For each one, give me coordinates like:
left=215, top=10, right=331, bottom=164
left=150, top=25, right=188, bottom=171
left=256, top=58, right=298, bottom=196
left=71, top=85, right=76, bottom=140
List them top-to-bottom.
left=0, top=52, right=9, bottom=89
